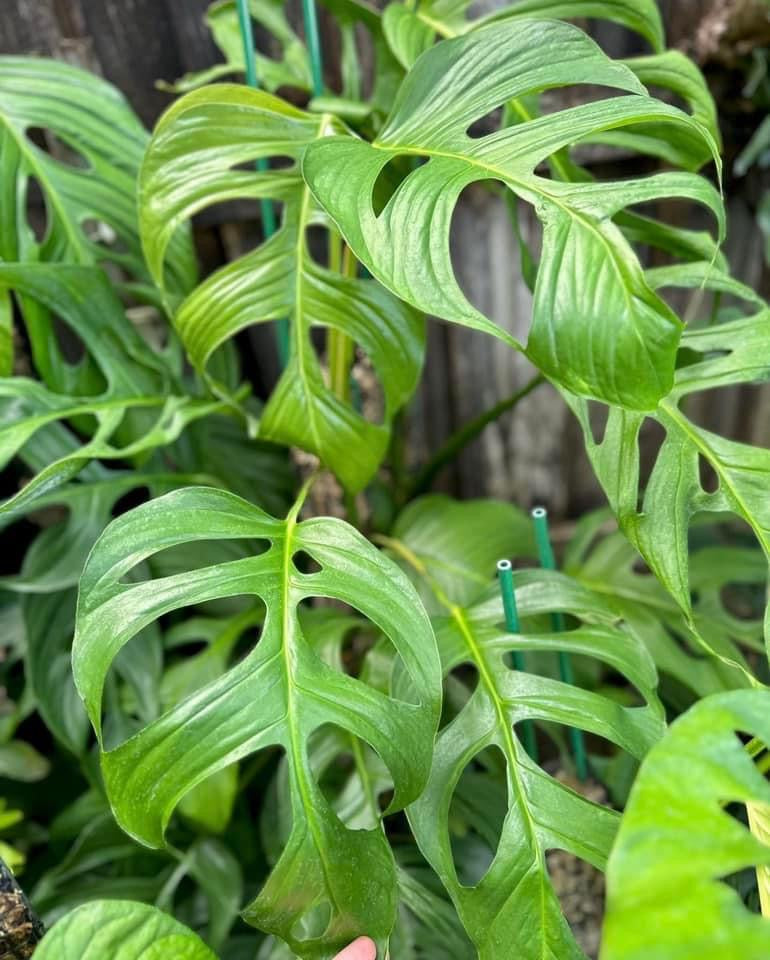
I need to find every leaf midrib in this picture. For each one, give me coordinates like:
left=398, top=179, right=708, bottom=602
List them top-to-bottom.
left=369, top=135, right=658, bottom=339
left=280, top=487, right=341, bottom=920
left=381, top=534, right=552, bottom=956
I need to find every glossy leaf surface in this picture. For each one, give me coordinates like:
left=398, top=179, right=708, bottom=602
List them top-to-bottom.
left=383, top=0, right=665, bottom=70
left=304, top=19, right=722, bottom=409
left=0, top=56, right=195, bottom=292
left=140, top=86, right=424, bottom=491
left=566, top=267, right=770, bottom=669
left=73, top=486, right=442, bottom=958
left=382, top=496, right=664, bottom=959
left=603, top=689, right=770, bottom=959
left=35, top=900, right=217, bottom=960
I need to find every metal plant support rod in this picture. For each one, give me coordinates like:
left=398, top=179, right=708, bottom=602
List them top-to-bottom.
left=235, top=0, right=288, bottom=367
left=531, top=506, right=589, bottom=781
left=497, top=559, right=538, bottom=762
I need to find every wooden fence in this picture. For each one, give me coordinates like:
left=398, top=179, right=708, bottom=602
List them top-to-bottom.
left=2, top=0, right=769, bottom=513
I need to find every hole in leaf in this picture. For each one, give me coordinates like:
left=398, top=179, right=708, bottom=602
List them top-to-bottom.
left=466, top=105, right=504, bottom=139
left=26, top=127, right=90, bottom=168
left=269, top=155, right=294, bottom=171
left=371, top=155, right=413, bottom=218
left=24, top=176, right=48, bottom=243
left=450, top=179, right=520, bottom=316
left=305, top=224, right=329, bottom=267
left=351, top=345, right=385, bottom=426
left=586, top=400, right=609, bottom=446
left=638, top=418, right=667, bottom=491
left=698, top=455, right=720, bottom=494
left=112, top=485, right=152, bottom=519
left=292, top=550, right=322, bottom=575
left=442, top=664, right=480, bottom=729
left=309, top=724, right=384, bottom=831
left=449, top=746, right=507, bottom=888
left=546, top=844, right=605, bottom=957
left=290, top=900, right=332, bottom=942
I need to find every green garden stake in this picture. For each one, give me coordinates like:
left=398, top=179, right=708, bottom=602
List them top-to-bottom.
left=235, top=0, right=288, bottom=367
left=301, top=0, right=325, bottom=97
left=531, top=506, right=589, bottom=782
left=497, top=559, right=538, bottom=762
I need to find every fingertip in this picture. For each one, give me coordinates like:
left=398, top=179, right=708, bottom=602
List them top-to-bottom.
left=335, top=936, right=377, bottom=960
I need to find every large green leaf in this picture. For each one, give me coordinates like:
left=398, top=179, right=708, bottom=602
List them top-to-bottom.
left=383, top=0, right=665, bottom=70
left=304, top=19, right=723, bottom=409
left=0, top=56, right=195, bottom=290
left=140, top=86, right=424, bottom=492
left=0, top=265, right=228, bottom=514
left=566, top=266, right=770, bottom=671
left=73, top=485, right=442, bottom=958
left=380, top=498, right=664, bottom=959
left=602, top=689, right=770, bottom=960
left=35, top=900, right=218, bottom=960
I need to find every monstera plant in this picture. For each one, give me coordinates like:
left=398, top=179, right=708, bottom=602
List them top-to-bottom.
left=2, top=1, right=770, bottom=959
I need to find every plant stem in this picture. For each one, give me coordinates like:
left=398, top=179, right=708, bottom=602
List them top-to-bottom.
left=328, top=238, right=356, bottom=405
left=409, top=373, right=544, bottom=497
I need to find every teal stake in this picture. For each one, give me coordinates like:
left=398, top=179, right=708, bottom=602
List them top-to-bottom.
left=235, top=0, right=288, bottom=366
left=301, top=0, right=324, bottom=97
left=531, top=506, right=589, bottom=782
left=497, top=559, right=538, bottom=762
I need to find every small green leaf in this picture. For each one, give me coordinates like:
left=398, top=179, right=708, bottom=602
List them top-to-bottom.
left=0, top=740, right=50, bottom=781
left=35, top=900, right=218, bottom=960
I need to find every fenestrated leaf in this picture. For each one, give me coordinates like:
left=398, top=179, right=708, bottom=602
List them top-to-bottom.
left=383, top=0, right=665, bottom=70
left=304, top=19, right=723, bottom=409
left=0, top=56, right=195, bottom=292
left=140, top=86, right=424, bottom=492
left=0, top=265, right=228, bottom=514
left=565, top=265, right=770, bottom=672
left=0, top=470, right=206, bottom=593
left=73, top=485, right=442, bottom=958
left=380, top=503, right=664, bottom=960
left=564, top=512, right=759, bottom=700
left=162, top=608, right=263, bottom=835
left=602, top=689, right=770, bottom=960
left=35, top=900, right=218, bottom=960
